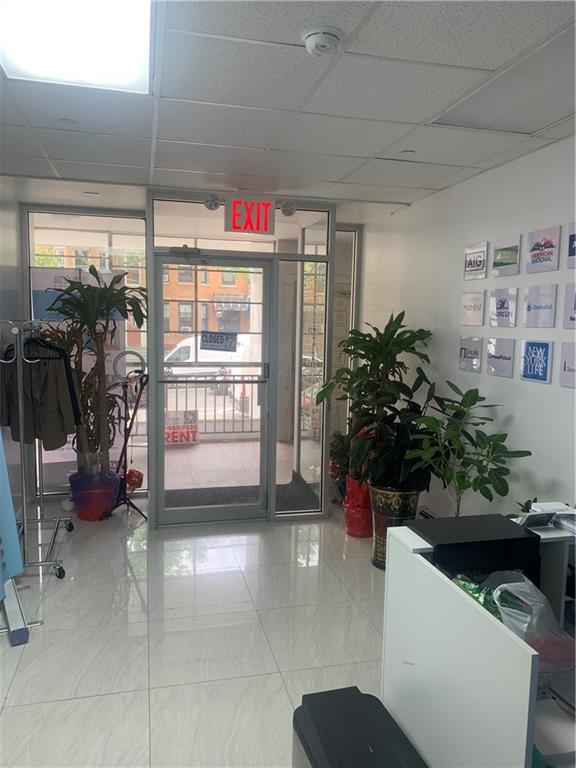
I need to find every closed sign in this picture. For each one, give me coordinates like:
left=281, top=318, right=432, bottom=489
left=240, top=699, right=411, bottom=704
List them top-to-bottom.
left=225, top=197, right=275, bottom=235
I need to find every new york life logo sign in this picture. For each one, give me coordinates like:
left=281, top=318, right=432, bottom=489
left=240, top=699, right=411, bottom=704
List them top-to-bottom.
left=521, top=341, right=553, bottom=384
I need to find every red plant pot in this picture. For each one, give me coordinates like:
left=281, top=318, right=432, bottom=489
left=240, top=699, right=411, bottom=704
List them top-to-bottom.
left=343, top=475, right=373, bottom=538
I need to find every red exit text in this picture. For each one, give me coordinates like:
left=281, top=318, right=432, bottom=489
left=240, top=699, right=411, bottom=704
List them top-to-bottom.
left=224, top=197, right=276, bottom=235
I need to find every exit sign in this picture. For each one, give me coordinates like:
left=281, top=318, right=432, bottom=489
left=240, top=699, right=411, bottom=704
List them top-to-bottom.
left=224, top=196, right=275, bottom=235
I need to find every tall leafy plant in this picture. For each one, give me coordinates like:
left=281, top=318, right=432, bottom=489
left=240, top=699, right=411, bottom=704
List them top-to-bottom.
left=46, top=265, right=147, bottom=474
left=316, top=312, right=432, bottom=481
left=316, top=312, right=432, bottom=409
left=349, top=375, right=436, bottom=492
left=407, top=378, right=531, bottom=515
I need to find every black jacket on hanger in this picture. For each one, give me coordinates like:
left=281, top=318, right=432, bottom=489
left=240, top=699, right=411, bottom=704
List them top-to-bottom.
left=0, top=338, right=81, bottom=450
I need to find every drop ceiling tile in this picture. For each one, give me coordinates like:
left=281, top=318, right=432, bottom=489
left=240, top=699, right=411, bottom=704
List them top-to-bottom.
left=166, top=1, right=371, bottom=45
left=348, top=2, right=574, bottom=70
left=434, top=28, right=575, bottom=134
left=160, top=33, right=331, bottom=109
left=307, top=56, right=488, bottom=122
left=8, top=81, right=154, bottom=137
left=0, top=82, right=25, bottom=125
left=158, top=100, right=286, bottom=148
left=273, top=113, right=413, bottom=157
left=537, top=115, right=575, bottom=140
left=0, top=125, right=43, bottom=157
left=380, top=125, right=531, bottom=166
left=36, top=130, right=151, bottom=167
left=475, top=137, right=555, bottom=169
left=155, top=142, right=263, bottom=174
left=250, top=150, right=364, bottom=182
left=0, top=155, right=56, bottom=178
left=344, top=158, right=470, bottom=188
left=53, top=161, right=150, bottom=185
left=433, top=166, right=485, bottom=188
left=152, top=170, right=243, bottom=190
left=239, top=176, right=336, bottom=196
left=326, top=183, right=435, bottom=203
left=336, top=201, right=406, bottom=221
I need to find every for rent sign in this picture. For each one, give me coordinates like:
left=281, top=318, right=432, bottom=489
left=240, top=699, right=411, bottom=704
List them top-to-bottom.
left=165, top=410, right=199, bottom=445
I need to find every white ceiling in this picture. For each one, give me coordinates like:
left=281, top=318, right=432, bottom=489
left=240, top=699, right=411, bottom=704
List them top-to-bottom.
left=0, top=0, right=574, bottom=211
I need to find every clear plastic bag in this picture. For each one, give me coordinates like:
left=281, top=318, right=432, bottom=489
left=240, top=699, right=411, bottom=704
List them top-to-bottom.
left=493, top=576, right=575, bottom=674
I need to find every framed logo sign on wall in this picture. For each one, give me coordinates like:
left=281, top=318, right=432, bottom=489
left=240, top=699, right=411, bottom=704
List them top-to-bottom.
left=568, top=223, right=575, bottom=269
left=526, top=226, right=560, bottom=274
left=492, top=235, right=520, bottom=277
left=464, top=242, right=487, bottom=280
left=523, top=284, right=557, bottom=328
left=489, top=288, right=517, bottom=328
left=461, top=291, right=485, bottom=326
left=459, top=336, right=482, bottom=373
left=486, top=338, right=515, bottom=378
left=521, top=340, right=554, bottom=384
left=559, top=343, right=575, bottom=388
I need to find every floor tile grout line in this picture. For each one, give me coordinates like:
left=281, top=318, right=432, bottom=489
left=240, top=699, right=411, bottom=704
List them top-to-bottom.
left=319, top=558, right=359, bottom=602
left=235, top=562, right=290, bottom=706
left=3, top=685, right=150, bottom=710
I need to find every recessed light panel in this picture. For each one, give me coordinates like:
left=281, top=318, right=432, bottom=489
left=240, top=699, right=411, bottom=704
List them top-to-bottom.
left=0, top=0, right=151, bottom=93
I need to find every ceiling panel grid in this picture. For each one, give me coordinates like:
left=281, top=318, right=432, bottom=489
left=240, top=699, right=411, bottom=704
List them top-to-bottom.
left=0, top=1, right=573, bottom=208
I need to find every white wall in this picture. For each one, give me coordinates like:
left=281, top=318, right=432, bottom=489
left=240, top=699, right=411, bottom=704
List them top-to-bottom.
left=361, top=137, right=575, bottom=517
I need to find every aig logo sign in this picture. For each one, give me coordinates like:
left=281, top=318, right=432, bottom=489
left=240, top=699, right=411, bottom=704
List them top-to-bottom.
left=464, top=242, right=487, bottom=280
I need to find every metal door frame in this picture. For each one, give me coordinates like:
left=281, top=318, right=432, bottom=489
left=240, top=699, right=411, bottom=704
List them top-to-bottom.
left=146, top=192, right=337, bottom=528
left=153, top=248, right=272, bottom=526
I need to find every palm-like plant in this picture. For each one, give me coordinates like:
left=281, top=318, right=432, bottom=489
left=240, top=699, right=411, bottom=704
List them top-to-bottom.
left=46, top=265, right=147, bottom=474
left=316, top=312, right=432, bottom=410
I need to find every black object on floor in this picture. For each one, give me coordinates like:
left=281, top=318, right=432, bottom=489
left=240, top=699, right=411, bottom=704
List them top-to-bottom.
left=165, top=472, right=319, bottom=511
left=408, top=514, right=541, bottom=585
left=293, top=686, right=428, bottom=768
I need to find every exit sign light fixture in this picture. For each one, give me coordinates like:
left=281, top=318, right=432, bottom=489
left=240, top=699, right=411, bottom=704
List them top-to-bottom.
left=224, top=197, right=276, bottom=236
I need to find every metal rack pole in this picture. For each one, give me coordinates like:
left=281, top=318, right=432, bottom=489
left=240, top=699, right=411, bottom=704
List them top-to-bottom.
left=2, top=323, right=73, bottom=578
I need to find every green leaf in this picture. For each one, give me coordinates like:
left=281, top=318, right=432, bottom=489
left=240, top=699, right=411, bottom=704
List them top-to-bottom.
left=446, top=381, right=464, bottom=397
left=492, top=475, right=509, bottom=496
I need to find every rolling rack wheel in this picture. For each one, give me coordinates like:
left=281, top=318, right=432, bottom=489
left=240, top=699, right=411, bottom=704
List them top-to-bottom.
left=65, top=521, right=74, bottom=533
left=54, top=564, right=66, bottom=579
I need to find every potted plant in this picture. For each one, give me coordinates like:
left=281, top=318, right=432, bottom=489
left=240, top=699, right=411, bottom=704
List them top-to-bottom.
left=46, top=266, right=147, bottom=520
left=317, top=312, right=432, bottom=539
left=350, top=375, right=435, bottom=567
left=407, top=380, right=532, bottom=517
left=328, top=431, right=349, bottom=501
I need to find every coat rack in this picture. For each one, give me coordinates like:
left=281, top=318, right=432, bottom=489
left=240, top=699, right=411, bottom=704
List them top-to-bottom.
left=0, top=321, right=74, bottom=579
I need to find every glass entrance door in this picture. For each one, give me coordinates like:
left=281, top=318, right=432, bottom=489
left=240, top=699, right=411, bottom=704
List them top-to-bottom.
left=156, top=253, right=270, bottom=524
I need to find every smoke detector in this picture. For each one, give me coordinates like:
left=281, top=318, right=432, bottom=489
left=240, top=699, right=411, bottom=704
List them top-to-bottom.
left=301, top=26, right=343, bottom=56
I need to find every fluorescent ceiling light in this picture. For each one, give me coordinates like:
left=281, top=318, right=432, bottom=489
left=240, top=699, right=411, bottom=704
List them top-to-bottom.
left=0, top=0, right=151, bottom=93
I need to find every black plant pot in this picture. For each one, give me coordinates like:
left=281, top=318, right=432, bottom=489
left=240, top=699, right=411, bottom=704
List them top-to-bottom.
left=369, top=486, right=420, bottom=569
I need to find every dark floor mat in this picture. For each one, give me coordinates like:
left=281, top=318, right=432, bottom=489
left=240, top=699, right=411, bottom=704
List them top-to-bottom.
left=165, top=472, right=319, bottom=512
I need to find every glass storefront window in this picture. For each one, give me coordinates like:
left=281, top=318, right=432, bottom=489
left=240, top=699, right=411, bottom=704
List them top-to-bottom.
left=28, top=212, right=147, bottom=493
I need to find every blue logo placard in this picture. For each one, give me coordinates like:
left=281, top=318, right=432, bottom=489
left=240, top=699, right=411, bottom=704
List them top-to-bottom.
left=522, top=341, right=552, bottom=383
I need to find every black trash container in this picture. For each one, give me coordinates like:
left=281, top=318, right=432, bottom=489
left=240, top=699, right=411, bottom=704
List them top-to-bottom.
left=293, top=686, right=428, bottom=768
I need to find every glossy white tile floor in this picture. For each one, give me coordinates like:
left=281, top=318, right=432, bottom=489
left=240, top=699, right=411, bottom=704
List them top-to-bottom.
left=0, top=501, right=384, bottom=767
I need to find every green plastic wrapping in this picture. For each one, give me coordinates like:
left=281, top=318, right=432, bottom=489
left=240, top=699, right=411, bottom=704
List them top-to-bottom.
left=453, top=574, right=531, bottom=621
